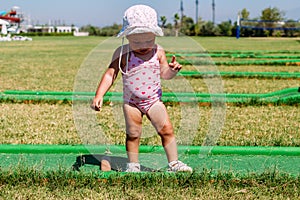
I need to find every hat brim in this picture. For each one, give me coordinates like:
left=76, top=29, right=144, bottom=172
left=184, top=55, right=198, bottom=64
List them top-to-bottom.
left=117, top=26, right=163, bottom=37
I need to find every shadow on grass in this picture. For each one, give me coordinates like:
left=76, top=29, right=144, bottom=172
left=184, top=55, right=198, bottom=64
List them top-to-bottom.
left=72, top=154, right=156, bottom=172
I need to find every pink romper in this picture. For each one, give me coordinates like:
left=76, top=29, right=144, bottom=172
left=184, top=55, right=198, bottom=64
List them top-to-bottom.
left=122, top=50, right=162, bottom=113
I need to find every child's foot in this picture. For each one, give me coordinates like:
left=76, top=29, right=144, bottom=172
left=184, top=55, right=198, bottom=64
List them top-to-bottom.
left=101, top=159, right=111, bottom=171
left=168, top=160, right=192, bottom=172
left=125, top=162, right=141, bottom=172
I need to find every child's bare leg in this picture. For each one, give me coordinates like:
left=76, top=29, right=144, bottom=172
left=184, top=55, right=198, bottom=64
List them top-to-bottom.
left=147, top=101, right=178, bottom=162
left=123, top=103, right=143, bottom=163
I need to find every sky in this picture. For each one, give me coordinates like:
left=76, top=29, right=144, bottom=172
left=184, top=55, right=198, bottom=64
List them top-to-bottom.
left=1, top=0, right=299, bottom=27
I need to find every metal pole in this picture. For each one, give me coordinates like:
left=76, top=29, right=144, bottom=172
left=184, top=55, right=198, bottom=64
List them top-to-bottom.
left=180, top=0, right=184, bottom=24
left=196, top=0, right=199, bottom=23
left=212, top=0, right=215, bottom=25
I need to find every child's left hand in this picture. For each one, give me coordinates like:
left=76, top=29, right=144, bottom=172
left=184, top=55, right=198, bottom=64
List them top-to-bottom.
left=169, top=55, right=182, bottom=71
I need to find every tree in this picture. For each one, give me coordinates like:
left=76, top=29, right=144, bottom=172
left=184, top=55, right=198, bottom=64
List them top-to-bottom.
left=260, top=7, right=285, bottom=36
left=260, top=7, right=284, bottom=21
left=238, top=8, right=253, bottom=37
left=241, top=8, right=250, bottom=19
left=174, top=13, right=180, bottom=36
left=174, top=13, right=180, bottom=28
left=160, top=16, right=167, bottom=28
left=180, top=16, right=195, bottom=35
left=194, top=17, right=205, bottom=36
left=283, top=20, right=300, bottom=37
left=200, top=21, right=216, bottom=36
left=218, top=21, right=233, bottom=36
left=100, top=23, right=121, bottom=36
left=80, top=25, right=100, bottom=36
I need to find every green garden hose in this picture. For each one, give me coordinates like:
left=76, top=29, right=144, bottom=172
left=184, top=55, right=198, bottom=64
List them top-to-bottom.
left=1, top=87, right=299, bottom=104
left=0, top=144, right=299, bottom=156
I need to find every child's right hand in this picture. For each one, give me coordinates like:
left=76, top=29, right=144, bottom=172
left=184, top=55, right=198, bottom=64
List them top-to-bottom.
left=169, top=55, right=182, bottom=71
left=90, top=97, right=103, bottom=111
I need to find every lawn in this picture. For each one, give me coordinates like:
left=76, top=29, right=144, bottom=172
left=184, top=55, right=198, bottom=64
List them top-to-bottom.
left=0, top=36, right=299, bottom=199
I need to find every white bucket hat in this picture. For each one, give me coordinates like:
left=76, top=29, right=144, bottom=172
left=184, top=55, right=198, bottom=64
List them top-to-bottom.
left=117, top=5, right=163, bottom=37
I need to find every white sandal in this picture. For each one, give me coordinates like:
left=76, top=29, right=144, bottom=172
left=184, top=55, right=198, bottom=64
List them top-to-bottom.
left=168, top=160, right=193, bottom=172
left=126, top=162, right=141, bottom=172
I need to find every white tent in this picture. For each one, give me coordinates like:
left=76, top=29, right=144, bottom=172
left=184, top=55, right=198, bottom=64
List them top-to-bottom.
left=0, top=19, right=9, bottom=35
left=0, top=19, right=9, bottom=25
left=1, top=24, right=7, bottom=35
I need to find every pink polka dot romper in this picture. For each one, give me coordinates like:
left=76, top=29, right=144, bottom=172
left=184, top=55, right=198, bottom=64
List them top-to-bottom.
left=122, top=49, right=162, bottom=114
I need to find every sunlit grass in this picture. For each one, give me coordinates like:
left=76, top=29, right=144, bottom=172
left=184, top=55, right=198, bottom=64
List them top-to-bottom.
left=0, top=36, right=299, bottom=199
left=0, top=37, right=104, bottom=91
left=0, top=37, right=299, bottom=146
left=1, top=37, right=299, bottom=91
left=192, top=37, right=300, bottom=51
left=218, top=65, right=300, bottom=73
left=187, top=77, right=299, bottom=93
left=1, top=102, right=299, bottom=146
left=0, top=167, right=298, bottom=200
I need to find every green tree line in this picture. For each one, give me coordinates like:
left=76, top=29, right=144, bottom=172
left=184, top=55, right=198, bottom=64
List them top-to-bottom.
left=80, top=7, right=299, bottom=37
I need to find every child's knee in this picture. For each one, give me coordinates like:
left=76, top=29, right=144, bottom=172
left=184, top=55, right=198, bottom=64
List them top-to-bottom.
left=158, top=124, right=174, bottom=137
left=126, top=128, right=142, bottom=139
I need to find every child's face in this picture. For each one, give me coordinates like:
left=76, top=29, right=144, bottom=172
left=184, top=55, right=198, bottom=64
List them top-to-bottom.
left=127, top=32, right=156, bottom=55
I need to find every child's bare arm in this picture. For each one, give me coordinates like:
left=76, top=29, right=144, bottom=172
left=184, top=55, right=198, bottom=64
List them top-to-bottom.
left=91, top=47, right=122, bottom=111
left=158, top=47, right=181, bottom=80
left=91, top=68, right=116, bottom=111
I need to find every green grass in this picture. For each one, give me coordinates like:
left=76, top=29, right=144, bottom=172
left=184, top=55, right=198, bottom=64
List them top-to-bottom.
left=0, top=36, right=299, bottom=199
left=0, top=36, right=104, bottom=91
left=0, top=36, right=299, bottom=146
left=1, top=36, right=299, bottom=92
left=192, top=37, right=300, bottom=51
left=218, top=65, right=300, bottom=73
left=188, top=77, right=299, bottom=93
left=1, top=102, right=299, bottom=146
left=0, top=167, right=299, bottom=200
